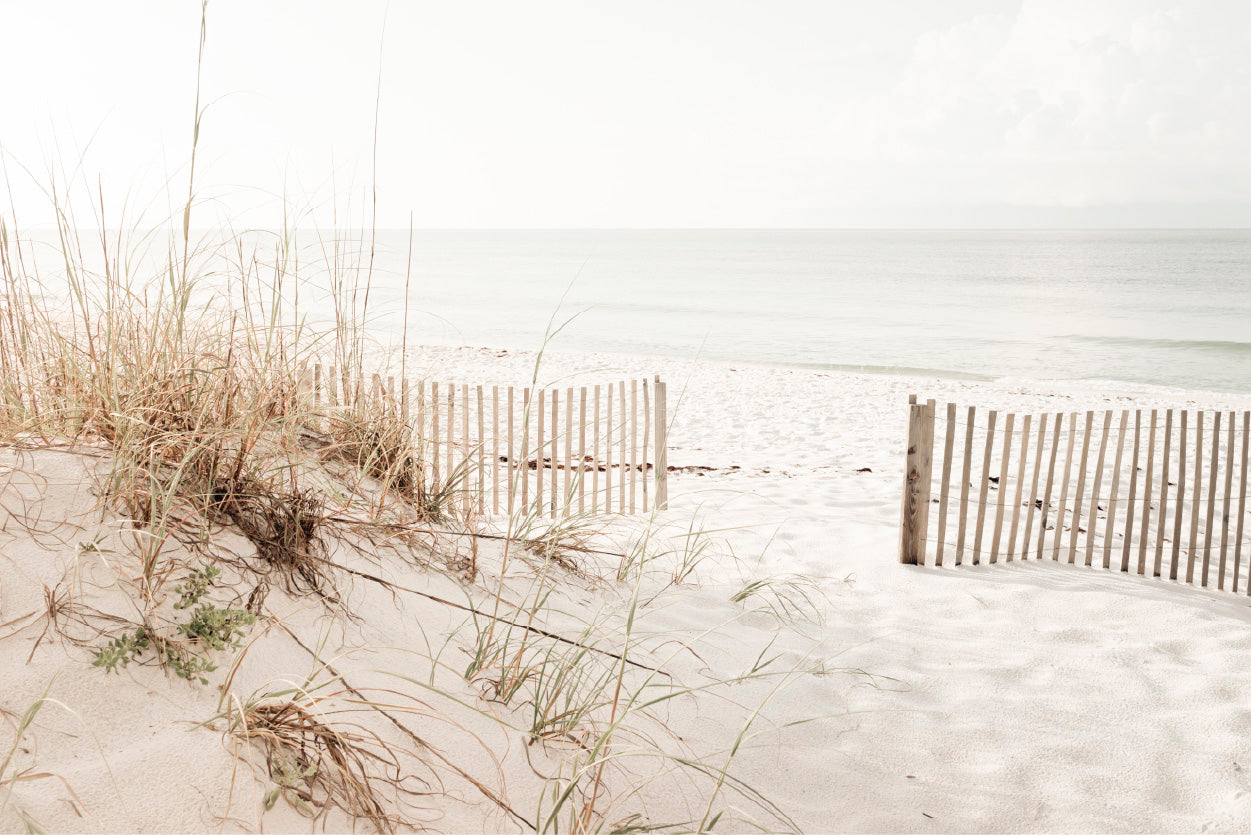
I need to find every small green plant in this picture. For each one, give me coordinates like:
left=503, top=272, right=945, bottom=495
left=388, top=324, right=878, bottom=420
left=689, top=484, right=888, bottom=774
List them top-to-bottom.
left=76, top=532, right=112, bottom=556
left=92, top=564, right=255, bottom=685
left=173, top=565, right=219, bottom=609
left=178, top=604, right=255, bottom=651
left=92, top=625, right=221, bottom=685
left=92, top=629, right=153, bottom=674
left=158, top=641, right=221, bottom=686
left=264, top=755, right=318, bottom=817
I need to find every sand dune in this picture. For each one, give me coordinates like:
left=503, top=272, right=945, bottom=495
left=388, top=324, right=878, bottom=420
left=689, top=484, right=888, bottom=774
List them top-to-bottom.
left=5, top=343, right=1251, bottom=832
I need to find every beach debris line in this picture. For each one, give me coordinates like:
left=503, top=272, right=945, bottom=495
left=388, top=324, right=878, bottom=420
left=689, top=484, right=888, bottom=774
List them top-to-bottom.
left=497, top=453, right=656, bottom=473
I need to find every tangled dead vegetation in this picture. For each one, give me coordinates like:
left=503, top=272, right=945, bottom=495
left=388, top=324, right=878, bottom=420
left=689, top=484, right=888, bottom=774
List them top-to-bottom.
left=212, top=476, right=335, bottom=601
left=227, top=697, right=428, bottom=833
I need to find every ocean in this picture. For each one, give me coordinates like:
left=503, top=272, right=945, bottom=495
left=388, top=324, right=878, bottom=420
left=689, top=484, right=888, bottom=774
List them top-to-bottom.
left=15, top=228, right=1251, bottom=394
left=355, top=229, right=1251, bottom=394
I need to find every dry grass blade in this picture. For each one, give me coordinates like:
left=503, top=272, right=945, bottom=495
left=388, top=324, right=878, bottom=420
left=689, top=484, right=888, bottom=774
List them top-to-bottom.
left=322, top=412, right=424, bottom=503
left=212, top=475, right=338, bottom=602
left=26, top=580, right=131, bottom=663
left=0, top=679, right=95, bottom=829
left=230, top=698, right=412, bottom=833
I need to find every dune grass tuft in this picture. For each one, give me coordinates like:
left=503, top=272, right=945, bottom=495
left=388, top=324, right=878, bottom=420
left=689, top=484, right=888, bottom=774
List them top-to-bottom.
left=0, top=5, right=855, bottom=830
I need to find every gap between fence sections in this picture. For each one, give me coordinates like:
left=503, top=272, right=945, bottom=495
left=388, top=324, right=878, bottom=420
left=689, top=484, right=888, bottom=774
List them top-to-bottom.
left=312, top=365, right=669, bottom=518
left=899, top=396, right=1251, bottom=595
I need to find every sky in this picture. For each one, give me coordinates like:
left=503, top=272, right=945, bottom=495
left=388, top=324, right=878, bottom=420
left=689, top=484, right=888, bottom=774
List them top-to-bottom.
left=2, top=0, right=1250, bottom=228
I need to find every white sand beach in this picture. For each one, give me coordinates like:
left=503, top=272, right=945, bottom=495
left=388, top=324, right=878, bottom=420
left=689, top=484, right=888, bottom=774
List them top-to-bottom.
left=6, top=1, right=1251, bottom=831
left=6, top=341, right=1251, bottom=833
left=419, top=345, right=1251, bottom=832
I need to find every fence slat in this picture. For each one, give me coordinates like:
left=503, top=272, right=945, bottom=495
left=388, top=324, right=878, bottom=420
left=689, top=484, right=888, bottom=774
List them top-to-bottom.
left=314, top=364, right=325, bottom=431
left=328, top=365, right=339, bottom=408
left=401, top=378, right=410, bottom=424
left=417, top=380, right=428, bottom=486
left=629, top=380, right=639, bottom=514
left=618, top=381, right=627, bottom=514
left=642, top=381, right=651, bottom=512
left=650, top=381, right=661, bottom=509
left=656, top=381, right=669, bottom=510
left=431, top=382, right=441, bottom=485
left=436, top=382, right=446, bottom=483
left=448, top=384, right=457, bottom=499
left=460, top=385, right=469, bottom=513
left=593, top=385, right=602, bottom=513
left=477, top=386, right=485, bottom=513
left=492, top=386, right=500, bottom=514
left=605, top=386, right=613, bottom=513
left=507, top=387, right=515, bottom=516
left=579, top=387, right=588, bottom=516
left=521, top=388, right=530, bottom=512
left=532, top=388, right=542, bottom=513
left=533, top=388, right=543, bottom=513
left=545, top=388, right=555, bottom=515
left=545, top=388, right=555, bottom=513
left=564, top=388, right=574, bottom=515
left=917, top=400, right=936, bottom=565
left=935, top=403, right=957, bottom=566
left=955, top=406, right=976, bottom=566
left=1154, top=409, right=1173, bottom=578
left=972, top=410, right=997, bottom=566
left=1120, top=410, right=1142, bottom=573
left=1137, top=410, right=1157, bottom=576
left=1172, top=410, right=1188, bottom=581
left=1102, top=411, right=1129, bottom=570
left=1186, top=411, right=1204, bottom=584
left=1202, top=411, right=1221, bottom=587
left=1237, top=411, right=1249, bottom=595
left=1067, top=412, right=1094, bottom=565
left=1084, top=412, right=1113, bottom=567
left=1218, top=412, right=1235, bottom=589
left=990, top=413, right=1014, bottom=564
left=1022, top=413, right=1047, bottom=562
left=1037, top=413, right=1062, bottom=561
left=1051, top=413, right=1077, bottom=561
left=1007, top=414, right=1032, bottom=561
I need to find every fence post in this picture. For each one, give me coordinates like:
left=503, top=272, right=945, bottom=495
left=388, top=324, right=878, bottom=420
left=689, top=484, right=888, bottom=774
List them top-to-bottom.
left=899, top=398, right=933, bottom=565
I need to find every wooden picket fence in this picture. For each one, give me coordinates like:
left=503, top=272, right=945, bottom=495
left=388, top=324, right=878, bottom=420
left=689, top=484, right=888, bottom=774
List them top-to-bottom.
left=312, top=365, right=669, bottom=518
left=899, top=396, right=1251, bottom=593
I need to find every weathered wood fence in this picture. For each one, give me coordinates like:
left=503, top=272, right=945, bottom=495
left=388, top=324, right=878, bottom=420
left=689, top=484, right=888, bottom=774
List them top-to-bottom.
left=312, top=365, right=669, bottom=518
left=899, top=396, right=1251, bottom=593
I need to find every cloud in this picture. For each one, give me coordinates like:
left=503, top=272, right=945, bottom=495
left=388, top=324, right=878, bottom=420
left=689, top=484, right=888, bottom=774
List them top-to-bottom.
left=3, top=0, right=1249, bottom=227
left=825, top=0, right=1251, bottom=213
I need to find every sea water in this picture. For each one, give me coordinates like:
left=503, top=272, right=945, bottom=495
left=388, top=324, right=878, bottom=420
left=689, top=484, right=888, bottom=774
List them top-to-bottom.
left=15, top=228, right=1251, bottom=393
left=355, top=229, right=1251, bottom=394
